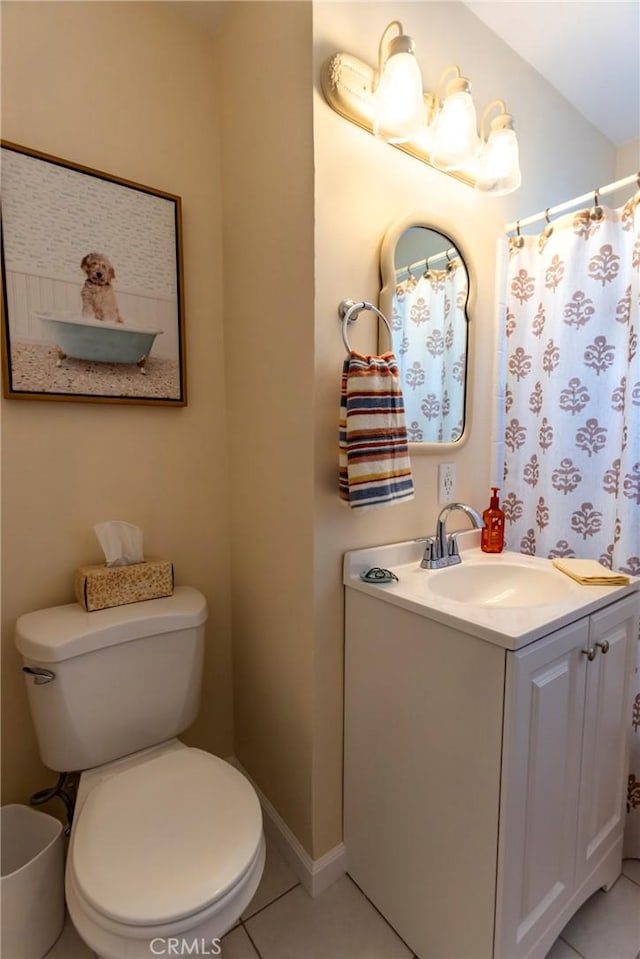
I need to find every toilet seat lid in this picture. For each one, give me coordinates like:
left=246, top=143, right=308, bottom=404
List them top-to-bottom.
left=71, top=748, right=263, bottom=926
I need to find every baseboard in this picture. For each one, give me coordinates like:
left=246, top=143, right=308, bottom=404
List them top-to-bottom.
left=227, top=756, right=346, bottom=898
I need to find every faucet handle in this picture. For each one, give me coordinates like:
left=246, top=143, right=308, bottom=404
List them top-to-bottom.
left=447, top=533, right=462, bottom=558
left=419, top=537, right=437, bottom=568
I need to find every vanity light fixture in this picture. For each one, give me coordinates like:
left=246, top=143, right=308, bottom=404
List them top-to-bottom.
left=372, top=21, right=426, bottom=144
left=320, top=27, right=521, bottom=195
left=430, top=66, right=480, bottom=171
left=474, top=101, right=522, bottom=196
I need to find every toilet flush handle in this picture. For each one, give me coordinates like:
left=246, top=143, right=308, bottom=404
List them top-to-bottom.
left=22, top=666, right=56, bottom=685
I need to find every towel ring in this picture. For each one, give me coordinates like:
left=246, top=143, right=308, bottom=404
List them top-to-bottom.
left=339, top=299, right=393, bottom=354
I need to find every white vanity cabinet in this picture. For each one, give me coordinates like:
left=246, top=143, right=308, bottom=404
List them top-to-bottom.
left=343, top=582, right=638, bottom=959
left=495, top=595, right=636, bottom=958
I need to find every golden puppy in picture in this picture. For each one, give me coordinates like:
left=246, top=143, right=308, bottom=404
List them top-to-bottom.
left=80, top=252, right=124, bottom=323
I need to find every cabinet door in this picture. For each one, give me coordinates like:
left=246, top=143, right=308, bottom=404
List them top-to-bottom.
left=575, top=595, right=638, bottom=886
left=495, top=619, right=588, bottom=959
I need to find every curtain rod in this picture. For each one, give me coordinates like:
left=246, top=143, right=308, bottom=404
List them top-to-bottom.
left=505, top=171, right=639, bottom=234
left=396, top=247, right=459, bottom=280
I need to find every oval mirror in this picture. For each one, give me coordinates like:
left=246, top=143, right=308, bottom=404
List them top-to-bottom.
left=379, top=215, right=473, bottom=451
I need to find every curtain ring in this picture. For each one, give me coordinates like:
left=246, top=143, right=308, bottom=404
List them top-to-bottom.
left=591, top=188, right=604, bottom=221
left=512, top=220, right=524, bottom=249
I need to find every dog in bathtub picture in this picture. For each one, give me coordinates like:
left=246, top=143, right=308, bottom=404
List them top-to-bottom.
left=80, top=252, right=124, bottom=324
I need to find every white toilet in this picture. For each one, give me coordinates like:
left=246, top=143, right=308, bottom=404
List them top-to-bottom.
left=15, top=586, right=265, bottom=959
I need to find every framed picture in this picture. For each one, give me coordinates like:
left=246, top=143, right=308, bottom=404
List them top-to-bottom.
left=1, top=142, right=187, bottom=406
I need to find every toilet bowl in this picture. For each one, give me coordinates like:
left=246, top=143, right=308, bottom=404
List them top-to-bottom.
left=14, top=587, right=266, bottom=959
left=66, top=741, right=265, bottom=959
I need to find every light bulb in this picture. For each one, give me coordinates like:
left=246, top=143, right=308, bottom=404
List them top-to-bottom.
left=373, top=35, right=426, bottom=144
left=431, top=77, right=480, bottom=171
left=475, top=114, right=522, bottom=195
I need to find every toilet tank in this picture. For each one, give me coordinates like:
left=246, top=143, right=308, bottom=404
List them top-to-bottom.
left=15, top=587, right=208, bottom=772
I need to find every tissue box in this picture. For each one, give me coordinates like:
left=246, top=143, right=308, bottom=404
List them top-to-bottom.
left=74, top=559, right=174, bottom=611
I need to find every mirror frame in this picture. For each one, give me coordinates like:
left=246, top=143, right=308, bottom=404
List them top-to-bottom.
left=379, top=211, right=476, bottom=454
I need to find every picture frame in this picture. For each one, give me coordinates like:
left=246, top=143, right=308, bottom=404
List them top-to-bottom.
left=1, top=142, right=187, bottom=406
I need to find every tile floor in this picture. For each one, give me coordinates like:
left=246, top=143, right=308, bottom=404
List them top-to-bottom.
left=47, top=839, right=640, bottom=959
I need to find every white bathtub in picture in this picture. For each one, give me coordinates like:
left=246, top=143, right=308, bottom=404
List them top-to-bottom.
left=33, top=312, right=163, bottom=369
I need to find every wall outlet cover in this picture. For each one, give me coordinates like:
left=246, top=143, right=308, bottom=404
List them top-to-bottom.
left=438, top=463, right=456, bottom=503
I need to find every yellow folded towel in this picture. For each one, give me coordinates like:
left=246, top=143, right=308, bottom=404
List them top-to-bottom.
left=552, top=558, right=630, bottom=586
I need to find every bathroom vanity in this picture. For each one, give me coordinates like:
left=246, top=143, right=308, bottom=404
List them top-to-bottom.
left=343, top=537, right=639, bottom=959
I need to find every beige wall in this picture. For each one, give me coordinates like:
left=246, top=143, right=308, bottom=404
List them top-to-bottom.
left=1, top=0, right=626, bottom=864
left=216, top=0, right=619, bottom=861
left=310, top=1, right=617, bottom=856
left=1, top=2, right=233, bottom=804
left=218, top=2, right=317, bottom=853
left=617, top=139, right=640, bottom=178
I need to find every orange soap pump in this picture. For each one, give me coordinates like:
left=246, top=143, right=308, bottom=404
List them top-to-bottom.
left=481, top=487, right=505, bottom=554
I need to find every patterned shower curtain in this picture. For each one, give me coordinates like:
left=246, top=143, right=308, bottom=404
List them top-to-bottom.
left=502, top=193, right=640, bottom=856
left=391, top=261, right=468, bottom=443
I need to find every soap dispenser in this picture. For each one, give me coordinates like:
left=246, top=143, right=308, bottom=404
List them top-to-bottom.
left=481, top=487, right=505, bottom=553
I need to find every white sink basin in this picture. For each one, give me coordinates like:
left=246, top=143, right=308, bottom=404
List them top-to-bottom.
left=344, top=533, right=638, bottom=649
left=426, top=561, right=572, bottom=608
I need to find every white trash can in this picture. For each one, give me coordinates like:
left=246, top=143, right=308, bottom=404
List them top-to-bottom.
left=1, top=804, right=65, bottom=959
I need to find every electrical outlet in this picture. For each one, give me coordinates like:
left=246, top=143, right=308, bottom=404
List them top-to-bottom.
left=438, top=463, right=456, bottom=503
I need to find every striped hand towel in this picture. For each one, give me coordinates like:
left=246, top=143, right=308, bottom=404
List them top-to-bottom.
left=339, top=351, right=414, bottom=509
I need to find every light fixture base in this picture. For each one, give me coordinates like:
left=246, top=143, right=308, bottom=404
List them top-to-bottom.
left=387, top=34, right=415, bottom=58
left=321, top=53, right=475, bottom=189
left=491, top=112, right=514, bottom=132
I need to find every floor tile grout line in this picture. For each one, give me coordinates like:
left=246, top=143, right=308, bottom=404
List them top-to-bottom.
left=623, top=868, right=640, bottom=889
left=556, top=869, right=640, bottom=959
left=619, top=870, right=640, bottom=894
left=344, top=873, right=415, bottom=957
left=240, top=875, right=414, bottom=957
left=242, top=881, right=301, bottom=923
left=239, top=918, right=264, bottom=959
left=558, top=935, right=588, bottom=959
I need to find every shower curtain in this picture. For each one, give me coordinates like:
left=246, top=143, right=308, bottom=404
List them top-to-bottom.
left=502, top=193, right=640, bottom=856
left=391, top=262, right=468, bottom=443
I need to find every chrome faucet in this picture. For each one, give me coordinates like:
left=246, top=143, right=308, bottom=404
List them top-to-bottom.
left=420, top=502, right=484, bottom=570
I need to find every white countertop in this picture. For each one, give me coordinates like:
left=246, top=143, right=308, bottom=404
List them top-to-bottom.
left=343, top=533, right=640, bottom=650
